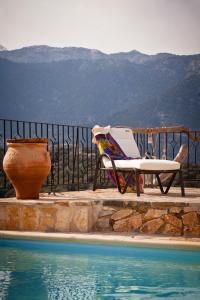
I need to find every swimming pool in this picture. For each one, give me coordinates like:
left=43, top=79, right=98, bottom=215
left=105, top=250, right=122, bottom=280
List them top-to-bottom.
left=0, top=239, right=200, bottom=299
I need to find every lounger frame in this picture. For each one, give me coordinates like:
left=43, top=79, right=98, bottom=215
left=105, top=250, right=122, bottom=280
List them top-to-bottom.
left=93, top=154, right=185, bottom=197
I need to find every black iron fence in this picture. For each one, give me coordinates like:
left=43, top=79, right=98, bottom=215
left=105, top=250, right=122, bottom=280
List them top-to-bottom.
left=0, top=119, right=199, bottom=197
left=133, top=128, right=200, bottom=187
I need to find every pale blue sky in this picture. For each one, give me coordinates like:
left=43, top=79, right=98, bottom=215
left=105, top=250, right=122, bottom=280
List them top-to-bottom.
left=0, top=0, right=200, bottom=54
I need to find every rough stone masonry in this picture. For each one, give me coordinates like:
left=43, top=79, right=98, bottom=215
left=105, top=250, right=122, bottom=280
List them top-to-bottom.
left=0, top=196, right=200, bottom=237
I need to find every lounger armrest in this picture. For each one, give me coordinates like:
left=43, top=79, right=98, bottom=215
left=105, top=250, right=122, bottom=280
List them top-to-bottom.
left=99, top=153, right=117, bottom=171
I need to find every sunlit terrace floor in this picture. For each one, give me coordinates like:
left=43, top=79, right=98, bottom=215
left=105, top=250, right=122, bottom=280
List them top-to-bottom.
left=1, top=187, right=199, bottom=204
left=39, top=187, right=200, bottom=203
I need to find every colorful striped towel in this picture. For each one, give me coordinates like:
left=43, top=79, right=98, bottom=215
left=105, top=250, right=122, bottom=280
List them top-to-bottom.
left=95, top=132, right=143, bottom=193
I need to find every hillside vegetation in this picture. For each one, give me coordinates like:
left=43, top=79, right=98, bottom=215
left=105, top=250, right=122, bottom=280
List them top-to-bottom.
left=0, top=46, right=199, bottom=129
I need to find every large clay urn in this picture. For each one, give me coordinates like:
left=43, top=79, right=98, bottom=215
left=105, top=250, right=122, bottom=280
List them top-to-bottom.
left=3, top=138, right=51, bottom=199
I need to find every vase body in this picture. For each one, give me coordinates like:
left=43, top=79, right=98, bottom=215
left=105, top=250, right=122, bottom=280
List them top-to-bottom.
left=3, top=138, right=51, bottom=199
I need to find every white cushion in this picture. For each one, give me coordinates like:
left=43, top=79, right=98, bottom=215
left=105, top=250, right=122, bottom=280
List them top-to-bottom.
left=92, top=125, right=111, bottom=136
left=92, top=126, right=141, bottom=158
left=92, top=126, right=180, bottom=171
left=109, top=127, right=141, bottom=158
left=104, top=159, right=180, bottom=171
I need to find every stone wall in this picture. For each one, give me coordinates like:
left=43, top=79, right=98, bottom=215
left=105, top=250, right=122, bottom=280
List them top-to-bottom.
left=0, top=199, right=200, bottom=237
left=0, top=200, right=101, bottom=233
left=96, top=202, right=200, bottom=237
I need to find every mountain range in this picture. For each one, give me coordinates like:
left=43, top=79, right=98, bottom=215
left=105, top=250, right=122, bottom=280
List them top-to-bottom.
left=0, top=45, right=199, bottom=129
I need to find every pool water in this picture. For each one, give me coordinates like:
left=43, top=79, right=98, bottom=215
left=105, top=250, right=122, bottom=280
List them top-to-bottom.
left=0, top=239, right=200, bottom=300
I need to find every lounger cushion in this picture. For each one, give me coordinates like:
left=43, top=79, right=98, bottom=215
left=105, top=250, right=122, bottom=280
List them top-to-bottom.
left=92, top=126, right=141, bottom=159
left=109, top=127, right=141, bottom=158
left=104, top=159, right=180, bottom=171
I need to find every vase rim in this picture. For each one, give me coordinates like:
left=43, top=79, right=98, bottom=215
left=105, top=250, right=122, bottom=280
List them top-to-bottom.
left=6, top=138, right=48, bottom=144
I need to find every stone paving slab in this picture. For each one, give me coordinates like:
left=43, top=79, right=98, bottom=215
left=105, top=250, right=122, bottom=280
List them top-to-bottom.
left=1, top=187, right=199, bottom=204
left=40, top=187, right=200, bottom=203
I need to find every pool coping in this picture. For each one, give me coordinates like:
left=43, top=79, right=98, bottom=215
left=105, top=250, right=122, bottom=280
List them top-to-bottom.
left=1, top=230, right=200, bottom=250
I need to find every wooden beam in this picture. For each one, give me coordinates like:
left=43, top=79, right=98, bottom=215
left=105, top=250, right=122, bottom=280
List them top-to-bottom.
left=131, top=126, right=200, bottom=143
left=131, top=126, right=185, bottom=134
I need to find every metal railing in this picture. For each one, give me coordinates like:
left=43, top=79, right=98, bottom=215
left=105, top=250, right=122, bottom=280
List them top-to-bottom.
left=0, top=119, right=199, bottom=197
left=133, top=127, right=200, bottom=187
left=133, top=129, right=200, bottom=164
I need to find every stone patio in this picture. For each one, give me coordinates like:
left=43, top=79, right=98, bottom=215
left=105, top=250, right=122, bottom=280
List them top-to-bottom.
left=0, top=187, right=200, bottom=237
left=43, top=187, right=200, bottom=203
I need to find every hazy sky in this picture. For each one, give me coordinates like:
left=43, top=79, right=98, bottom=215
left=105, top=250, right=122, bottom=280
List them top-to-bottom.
left=0, top=0, right=200, bottom=54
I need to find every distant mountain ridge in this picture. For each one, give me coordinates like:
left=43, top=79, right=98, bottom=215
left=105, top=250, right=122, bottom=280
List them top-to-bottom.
left=0, top=45, right=199, bottom=129
left=0, top=45, right=7, bottom=51
left=0, top=45, right=193, bottom=64
left=0, top=45, right=107, bottom=63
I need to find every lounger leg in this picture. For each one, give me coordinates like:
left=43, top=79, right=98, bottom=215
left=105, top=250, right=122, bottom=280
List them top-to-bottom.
left=93, top=158, right=100, bottom=191
left=114, top=170, right=122, bottom=193
left=135, top=170, right=140, bottom=197
left=179, top=170, right=185, bottom=197
left=120, top=171, right=135, bottom=194
left=164, top=172, right=177, bottom=194
left=156, top=174, right=165, bottom=194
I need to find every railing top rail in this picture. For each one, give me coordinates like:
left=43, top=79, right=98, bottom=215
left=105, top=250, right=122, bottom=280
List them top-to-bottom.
left=0, top=118, right=92, bottom=130
left=1, top=119, right=200, bottom=142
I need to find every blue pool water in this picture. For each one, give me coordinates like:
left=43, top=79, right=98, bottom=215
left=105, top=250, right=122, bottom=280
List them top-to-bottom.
left=0, top=239, right=200, bottom=300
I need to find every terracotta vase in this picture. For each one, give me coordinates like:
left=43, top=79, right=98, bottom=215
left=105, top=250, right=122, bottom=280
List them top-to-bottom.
left=3, top=138, right=51, bottom=199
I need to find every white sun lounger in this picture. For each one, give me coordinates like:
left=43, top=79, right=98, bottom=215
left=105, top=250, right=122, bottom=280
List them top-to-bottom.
left=92, top=126, right=185, bottom=197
